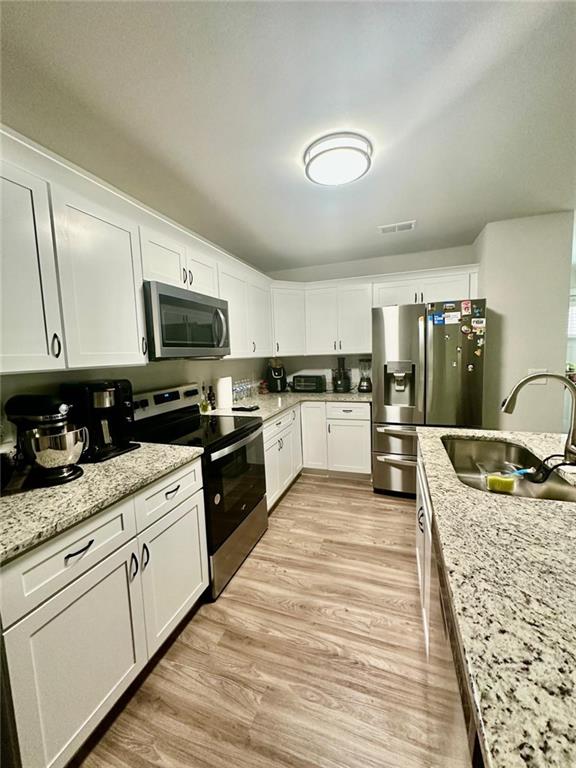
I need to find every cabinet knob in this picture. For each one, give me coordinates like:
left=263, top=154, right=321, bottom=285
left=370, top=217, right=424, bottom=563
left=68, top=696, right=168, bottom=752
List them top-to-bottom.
left=51, top=332, right=62, bottom=358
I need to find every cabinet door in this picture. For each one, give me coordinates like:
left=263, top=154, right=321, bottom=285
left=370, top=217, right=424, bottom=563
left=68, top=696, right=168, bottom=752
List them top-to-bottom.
left=0, top=163, right=65, bottom=373
left=52, top=186, right=147, bottom=368
left=140, top=225, right=187, bottom=289
left=186, top=240, right=219, bottom=297
left=219, top=269, right=248, bottom=357
left=420, top=272, right=470, bottom=304
left=372, top=278, right=420, bottom=307
left=247, top=283, right=272, bottom=357
left=337, top=284, right=372, bottom=353
left=272, top=288, right=306, bottom=356
left=305, top=288, right=338, bottom=354
left=301, top=402, right=327, bottom=469
left=291, top=406, right=303, bottom=474
left=327, top=420, right=371, bottom=473
left=278, top=427, right=294, bottom=496
left=264, top=438, right=281, bottom=510
left=139, top=490, right=208, bottom=656
left=4, top=541, right=146, bottom=768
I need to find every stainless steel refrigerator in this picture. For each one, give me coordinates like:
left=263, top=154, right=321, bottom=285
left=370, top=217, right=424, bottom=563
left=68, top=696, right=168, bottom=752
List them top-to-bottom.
left=372, top=299, right=486, bottom=494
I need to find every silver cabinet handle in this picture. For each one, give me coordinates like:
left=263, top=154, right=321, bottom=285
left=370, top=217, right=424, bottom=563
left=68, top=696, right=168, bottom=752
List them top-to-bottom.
left=183, top=267, right=187, bottom=284
left=189, top=270, right=193, bottom=285
left=414, top=292, right=417, bottom=303
left=420, top=292, right=424, bottom=303
left=51, top=332, right=62, bottom=358
left=142, top=336, right=148, bottom=355
left=252, top=341, right=256, bottom=353
left=333, top=341, right=337, bottom=350
left=339, top=341, right=342, bottom=350
left=276, top=342, right=279, bottom=352
left=342, top=409, right=353, bottom=413
left=292, top=410, right=296, bottom=421
left=328, top=423, right=331, bottom=433
left=278, top=439, right=282, bottom=452
left=376, top=454, right=417, bottom=467
left=64, top=538, right=94, bottom=566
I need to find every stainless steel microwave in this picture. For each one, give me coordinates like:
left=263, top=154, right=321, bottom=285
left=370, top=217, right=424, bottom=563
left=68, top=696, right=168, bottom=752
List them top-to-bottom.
left=143, top=281, right=230, bottom=359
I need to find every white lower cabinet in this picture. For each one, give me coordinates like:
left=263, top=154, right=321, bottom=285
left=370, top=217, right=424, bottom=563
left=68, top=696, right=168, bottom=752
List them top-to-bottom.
left=301, top=402, right=328, bottom=469
left=292, top=405, right=303, bottom=474
left=264, top=407, right=301, bottom=511
left=327, top=419, right=371, bottom=473
left=1, top=462, right=208, bottom=768
left=139, top=490, right=208, bottom=656
left=4, top=540, right=147, bottom=768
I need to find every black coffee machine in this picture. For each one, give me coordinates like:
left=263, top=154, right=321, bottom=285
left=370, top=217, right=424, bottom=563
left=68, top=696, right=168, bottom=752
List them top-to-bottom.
left=332, top=357, right=352, bottom=393
left=266, top=359, right=287, bottom=393
left=60, top=380, right=140, bottom=462
left=4, top=394, right=87, bottom=487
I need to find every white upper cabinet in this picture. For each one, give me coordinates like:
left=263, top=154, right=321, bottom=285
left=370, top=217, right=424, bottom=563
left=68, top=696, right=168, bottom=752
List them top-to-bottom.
left=0, top=163, right=65, bottom=373
left=52, top=186, right=147, bottom=369
left=140, top=226, right=187, bottom=289
left=186, top=239, right=219, bottom=297
left=218, top=267, right=249, bottom=357
left=373, top=269, right=476, bottom=307
left=420, top=272, right=470, bottom=303
left=373, top=278, right=422, bottom=307
left=247, top=282, right=272, bottom=357
left=306, top=284, right=371, bottom=354
left=337, top=284, right=372, bottom=353
left=271, top=287, right=306, bottom=356
left=305, top=287, right=339, bottom=354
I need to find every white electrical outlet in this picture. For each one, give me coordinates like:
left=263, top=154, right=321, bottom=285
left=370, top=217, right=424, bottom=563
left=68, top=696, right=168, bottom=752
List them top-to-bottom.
left=528, top=368, right=548, bottom=385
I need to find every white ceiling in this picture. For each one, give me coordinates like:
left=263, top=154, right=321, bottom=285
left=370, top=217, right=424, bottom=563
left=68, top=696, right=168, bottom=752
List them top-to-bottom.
left=2, top=1, right=575, bottom=273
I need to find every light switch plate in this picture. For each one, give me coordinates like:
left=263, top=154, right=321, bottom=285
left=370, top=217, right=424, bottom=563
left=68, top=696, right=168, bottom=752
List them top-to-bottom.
left=528, top=368, right=548, bottom=385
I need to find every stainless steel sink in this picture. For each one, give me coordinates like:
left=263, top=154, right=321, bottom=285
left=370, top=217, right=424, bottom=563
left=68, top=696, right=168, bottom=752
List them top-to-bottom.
left=442, top=437, right=576, bottom=502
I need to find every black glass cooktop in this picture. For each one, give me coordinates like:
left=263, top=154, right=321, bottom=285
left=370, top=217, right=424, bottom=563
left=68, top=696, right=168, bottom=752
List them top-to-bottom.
left=131, top=409, right=262, bottom=453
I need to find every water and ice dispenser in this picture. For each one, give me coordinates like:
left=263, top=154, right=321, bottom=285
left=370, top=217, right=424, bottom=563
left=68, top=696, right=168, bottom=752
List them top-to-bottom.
left=383, top=360, right=416, bottom=407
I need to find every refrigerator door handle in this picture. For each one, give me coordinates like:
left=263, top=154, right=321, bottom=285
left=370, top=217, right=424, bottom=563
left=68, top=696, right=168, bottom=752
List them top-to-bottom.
left=417, top=313, right=426, bottom=418
left=375, top=454, right=417, bottom=467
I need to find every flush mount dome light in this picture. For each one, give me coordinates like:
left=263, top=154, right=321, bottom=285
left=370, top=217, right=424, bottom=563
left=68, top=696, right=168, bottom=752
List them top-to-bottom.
left=304, top=132, right=373, bottom=186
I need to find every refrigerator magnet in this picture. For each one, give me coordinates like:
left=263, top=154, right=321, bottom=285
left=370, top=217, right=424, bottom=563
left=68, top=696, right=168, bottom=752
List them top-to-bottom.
left=461, top=300, right=472, bottom=315
left=443, top=302, right=456, bottom=311
left=444, top=311, right=461, bottom=325
left=433, top=312, right=444, bottom=325
left=471, top=318, right=486, bottom=329
left=461, top=324, right=471, bottom=334
left=476, top=337, right=485, bottom=347
left=474, top=348, right=482, bottom=357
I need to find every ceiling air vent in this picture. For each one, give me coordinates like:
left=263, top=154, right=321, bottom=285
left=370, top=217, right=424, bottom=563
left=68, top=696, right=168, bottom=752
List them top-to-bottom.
left=377, top=220, right=416, bottom=234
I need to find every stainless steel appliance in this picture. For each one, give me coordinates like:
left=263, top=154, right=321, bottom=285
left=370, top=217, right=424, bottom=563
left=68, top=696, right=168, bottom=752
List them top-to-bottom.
left=143, top=281, right=230, bottom=360
left=372, top=299, right=486, bottom=494
left=332, top=357, right=351, bottom=393
left=358, top=358, right=373, bottom=393
left=266, top=359, right=287, bottom=392
left=291, top=374, right=327, bottom=393
left=61, top=380, right=140, bottom=462
left=131, top=384, right=267, bottom=599
left=4, top=395, right=87, bottom=487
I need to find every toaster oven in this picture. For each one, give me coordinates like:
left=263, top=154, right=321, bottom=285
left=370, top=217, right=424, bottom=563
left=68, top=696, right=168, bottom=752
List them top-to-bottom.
left=291, top=375, right=327, bottom=393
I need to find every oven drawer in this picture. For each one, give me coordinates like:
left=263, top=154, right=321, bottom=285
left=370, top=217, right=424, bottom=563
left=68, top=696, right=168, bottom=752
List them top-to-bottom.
left=326, top=402, right=370, bottom=421
left=263, top=409, right=295, bottom=444
left=372, top=424, right=417, bottom=455
left=372, top=452, right=417, bottom=494
left=134, top=459, right=202, bottom=532
left=0, top=497, right=137, bottom=627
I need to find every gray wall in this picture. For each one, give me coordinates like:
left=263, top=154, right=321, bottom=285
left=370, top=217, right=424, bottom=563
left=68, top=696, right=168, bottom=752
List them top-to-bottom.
left=477, top=211, right=573, bottom=431
left=268, top=245, right=477, bottom=281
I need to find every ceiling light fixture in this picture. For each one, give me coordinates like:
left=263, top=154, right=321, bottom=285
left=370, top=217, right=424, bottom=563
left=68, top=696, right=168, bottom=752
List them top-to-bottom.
left=303, top=132, right=373, bottom=186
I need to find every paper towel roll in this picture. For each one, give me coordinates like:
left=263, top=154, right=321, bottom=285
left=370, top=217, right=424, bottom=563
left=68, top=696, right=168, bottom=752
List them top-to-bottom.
left=216, top=376, right=233, bottom=409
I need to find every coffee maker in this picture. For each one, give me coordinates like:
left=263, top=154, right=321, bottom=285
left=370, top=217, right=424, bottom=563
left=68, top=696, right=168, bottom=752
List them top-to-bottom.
left=332, top=357, right=352, bottom=393
left=60, top=380, right=140, bottom=462
left=4, top=395, right=87, bottom=487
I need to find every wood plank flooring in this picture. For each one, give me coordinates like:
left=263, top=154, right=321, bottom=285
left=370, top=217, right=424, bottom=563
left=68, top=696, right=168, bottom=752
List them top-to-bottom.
left=78, top=474, right=470, bottom=768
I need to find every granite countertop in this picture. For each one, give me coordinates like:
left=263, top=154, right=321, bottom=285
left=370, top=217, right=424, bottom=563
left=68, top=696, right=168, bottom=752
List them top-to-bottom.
left=212, top=390, right=372, bottom=421
left=417, top=427, right=576, bottom=768
left=0, top=443, right=203, bottom=566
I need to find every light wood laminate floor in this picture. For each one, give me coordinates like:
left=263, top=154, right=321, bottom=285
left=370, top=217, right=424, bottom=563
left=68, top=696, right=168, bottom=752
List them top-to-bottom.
left=79, top=474, right=470, bottom=768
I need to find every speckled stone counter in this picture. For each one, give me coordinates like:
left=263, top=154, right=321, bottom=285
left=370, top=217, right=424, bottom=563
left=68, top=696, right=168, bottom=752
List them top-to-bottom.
left=213, top=391, right=372, bottom=421
left=417, top=427, right=576, bottom=768
left=0, top=443, right=203, bottom=565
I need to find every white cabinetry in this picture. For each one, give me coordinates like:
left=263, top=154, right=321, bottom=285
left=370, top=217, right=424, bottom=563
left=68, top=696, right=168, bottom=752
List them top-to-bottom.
left=0, top=163, right=65, bottom=373
left=51, top=186, right=147, bottom=368
left=185, top=238, right=219, bottom=297
left=219, top=264, right=272, bottom=358
left=219, top=267, right=248, bottom=357
left=373, top=269, right=475, bottom=307
left=247, top=282, right=272, bottom=357
left=305, top=284, right=371, bottom=355
left=271, top=287, right=306, bottom=356
left=301, top=401, right=328, bottom=469
left=326, top=402, right=371, bottom=474
left=292, top=405, right=303, bottom=474
left=263, top=407, right=301, bottom=511
left=416, top=457, right=433, bottom=655
left=139, top=490, right=208, bottom=656
left=4, top=541, right=147, bottom=768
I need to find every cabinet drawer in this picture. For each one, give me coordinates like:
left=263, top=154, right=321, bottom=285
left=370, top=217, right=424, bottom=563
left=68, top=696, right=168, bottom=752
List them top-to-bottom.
left=326, top=402, right=370, bottom=421
left=263, top=409, right=294, bottom=444
left=372, top=424, right=417, bottom=455
left=134, top=460, right=202, bottom=532
left=0, top=498, right=136, bottom=628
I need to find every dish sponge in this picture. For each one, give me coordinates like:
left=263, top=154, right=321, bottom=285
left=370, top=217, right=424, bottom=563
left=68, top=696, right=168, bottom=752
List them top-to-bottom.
left=486, top=474, right=516, bottom=494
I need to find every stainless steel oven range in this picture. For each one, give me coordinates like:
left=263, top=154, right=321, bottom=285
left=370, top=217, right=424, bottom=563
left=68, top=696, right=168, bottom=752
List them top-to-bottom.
left=131, top=383, right=266, bottom=598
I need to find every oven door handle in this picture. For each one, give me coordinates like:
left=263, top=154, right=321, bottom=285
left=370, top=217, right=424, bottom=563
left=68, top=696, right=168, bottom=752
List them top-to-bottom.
left=209, top=426, right=263, bottom=462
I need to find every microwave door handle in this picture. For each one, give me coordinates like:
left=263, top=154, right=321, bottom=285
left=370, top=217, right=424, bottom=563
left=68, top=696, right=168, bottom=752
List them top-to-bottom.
left=215, top=308, right=227, bottom=348
left=209, top=426, right=263, bottom=462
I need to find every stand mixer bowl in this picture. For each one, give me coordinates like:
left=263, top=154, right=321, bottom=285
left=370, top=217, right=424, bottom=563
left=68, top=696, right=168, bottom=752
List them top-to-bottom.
left=23, top=425, right=88, bottom=470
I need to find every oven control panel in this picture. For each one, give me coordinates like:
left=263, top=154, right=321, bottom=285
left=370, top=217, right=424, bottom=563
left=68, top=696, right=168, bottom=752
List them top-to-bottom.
left=132, top=383, right=200, bottom=420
